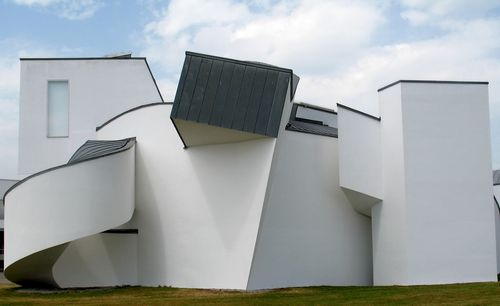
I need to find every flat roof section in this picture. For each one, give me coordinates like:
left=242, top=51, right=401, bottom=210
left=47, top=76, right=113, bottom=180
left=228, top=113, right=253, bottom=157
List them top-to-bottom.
left=20, top=56, right=164, bottom=102
left=377, top=80, right=489, bottom=92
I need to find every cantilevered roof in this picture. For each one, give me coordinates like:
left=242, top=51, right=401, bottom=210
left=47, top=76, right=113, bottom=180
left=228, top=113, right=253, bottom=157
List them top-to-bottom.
left=171, top=51, right=299, bottom=146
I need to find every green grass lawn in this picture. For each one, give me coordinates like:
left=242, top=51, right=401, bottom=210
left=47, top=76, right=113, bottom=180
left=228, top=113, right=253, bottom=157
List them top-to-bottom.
left=0, top=282, right=499, bottom=305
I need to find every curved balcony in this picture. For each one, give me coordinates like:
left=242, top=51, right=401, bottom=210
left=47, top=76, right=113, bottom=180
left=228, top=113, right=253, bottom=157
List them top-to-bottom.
left=3, top=138, right=135, bottom=287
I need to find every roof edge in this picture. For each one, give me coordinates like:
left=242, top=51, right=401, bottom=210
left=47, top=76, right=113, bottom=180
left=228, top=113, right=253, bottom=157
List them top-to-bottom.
left=185, top=51, right=293, bottom=74
left=185, top=51, right=298, bottom=101
left=20, top=57, right=147, bottom=61
left=20, top=57, right=165, bottom=102
left=378, top=80, right=489, bottom=92
left=96, top=102, right=172, bottom=131
left=295, top=102, right=337, bottom=114
left=337, top=103, right=381, bottom=121
left=3, top=137, right=136, bottom=202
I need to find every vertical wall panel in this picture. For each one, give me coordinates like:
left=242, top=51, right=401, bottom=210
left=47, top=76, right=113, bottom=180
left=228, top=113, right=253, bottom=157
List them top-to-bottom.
left=176, top=56, right=202, bottom=119
left=187, top=59, right=213, bottom=121
left=198, top=60, right=224, bottom=124
left=209, top=62, right=235, bottom=126
left=221, top=65, right=246, bottom=128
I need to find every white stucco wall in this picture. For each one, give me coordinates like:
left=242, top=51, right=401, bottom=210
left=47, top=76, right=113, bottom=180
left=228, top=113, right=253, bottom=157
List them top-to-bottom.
left=18, top=58, right=162, bottom=175
left=375, top=82, right=497, bottom=285
left=373, top=83, right=409, bottom=284
left=97, top=104, right=276, bottom=289
left=337, top=106, right=383, bottom=216
left=337, top=107, right=382, bottom=201
left=246, top=128, right=373, bottom=289
left=4, top=147, right=135, bottom=286
left=53, top=233, right=138, bottom=287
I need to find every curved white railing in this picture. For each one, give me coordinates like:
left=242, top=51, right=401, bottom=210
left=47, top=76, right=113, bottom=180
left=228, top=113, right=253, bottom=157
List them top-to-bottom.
left=3, top=138, right=135, bottom=287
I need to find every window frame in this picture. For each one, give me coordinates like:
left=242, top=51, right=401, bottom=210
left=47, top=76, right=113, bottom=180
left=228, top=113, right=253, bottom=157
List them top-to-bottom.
left=46, top=79, right=70, bottom=138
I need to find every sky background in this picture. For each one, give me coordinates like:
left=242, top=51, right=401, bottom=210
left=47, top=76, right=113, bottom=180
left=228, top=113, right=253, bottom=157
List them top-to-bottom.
left=1, top=0, right=500, bottom=179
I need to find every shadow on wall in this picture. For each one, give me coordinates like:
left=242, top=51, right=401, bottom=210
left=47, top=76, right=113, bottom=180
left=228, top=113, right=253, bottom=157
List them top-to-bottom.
left=185, top=138, right=275, bottom=250
left=134, top=143, right=168, bottom=285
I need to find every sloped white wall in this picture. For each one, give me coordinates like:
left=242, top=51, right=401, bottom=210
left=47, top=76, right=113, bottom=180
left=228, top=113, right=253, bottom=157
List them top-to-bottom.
left=97, top=104, right=276, bottom=289
left=337, top=107, right=382, bottom=201
left=247, top=129, right=373, bottom=289
left=53, top=233, right=138, bottom=287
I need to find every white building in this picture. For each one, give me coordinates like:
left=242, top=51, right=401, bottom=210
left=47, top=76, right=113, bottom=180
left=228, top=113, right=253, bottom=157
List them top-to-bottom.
left=3, top=51, right=499, bottom=289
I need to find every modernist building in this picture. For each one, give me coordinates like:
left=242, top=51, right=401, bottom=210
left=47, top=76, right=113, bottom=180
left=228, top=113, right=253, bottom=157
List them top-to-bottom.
left=3, top=51, right=500, bottom=289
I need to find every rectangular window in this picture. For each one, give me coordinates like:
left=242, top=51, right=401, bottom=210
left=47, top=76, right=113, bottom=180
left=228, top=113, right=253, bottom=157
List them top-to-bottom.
left=47, top=80, right=69, bottom=137
left=286, top=103, right=338, bottom=137
left=295, top=104, right=337, bottom=128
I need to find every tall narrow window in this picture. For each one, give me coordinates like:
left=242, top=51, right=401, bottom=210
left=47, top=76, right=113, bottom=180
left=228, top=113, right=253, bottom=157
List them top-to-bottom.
left=47, top=80, right=69, bottom=137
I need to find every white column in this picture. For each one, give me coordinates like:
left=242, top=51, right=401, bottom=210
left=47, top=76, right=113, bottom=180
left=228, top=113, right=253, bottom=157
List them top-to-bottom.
left=375, top=81, right=497, bottom=285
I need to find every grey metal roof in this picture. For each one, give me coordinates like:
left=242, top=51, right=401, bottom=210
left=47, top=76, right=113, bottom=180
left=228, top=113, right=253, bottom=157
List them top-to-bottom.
left=171, top=51, right=299, bottom=138
left=285, top=103, right=338, bottom=138
left=286, top=120, right=338, bottom=138
left=4, top=138, right=135, bottom=202
left=68, top=139, right=134, bottom=164
left=493, top=170, right=500, bottom=186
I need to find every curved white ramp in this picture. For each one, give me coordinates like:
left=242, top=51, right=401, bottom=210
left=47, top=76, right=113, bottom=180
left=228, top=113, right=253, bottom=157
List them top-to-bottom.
left=3, top=138, right=135, bottom=287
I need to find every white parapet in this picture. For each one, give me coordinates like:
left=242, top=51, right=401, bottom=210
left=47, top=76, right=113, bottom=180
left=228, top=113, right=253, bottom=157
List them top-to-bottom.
left=374, top=81, right=497, bottom=285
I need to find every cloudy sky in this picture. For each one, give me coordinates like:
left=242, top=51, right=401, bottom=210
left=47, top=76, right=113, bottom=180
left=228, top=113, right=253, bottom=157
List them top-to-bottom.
left=1, top=0, right=500, bottom=179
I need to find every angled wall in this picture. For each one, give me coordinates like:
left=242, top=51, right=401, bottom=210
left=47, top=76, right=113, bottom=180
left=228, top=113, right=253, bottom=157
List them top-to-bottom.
left=18, top=58, right=162, bottom=175
left=247, top=102, right=373, bottom=289
left=97, top=104, right=277, bottom=289
left=337, top=104, right=382, bottom=216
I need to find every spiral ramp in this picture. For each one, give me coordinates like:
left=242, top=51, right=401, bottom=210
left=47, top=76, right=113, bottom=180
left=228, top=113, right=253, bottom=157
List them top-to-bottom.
left=3, top=138, right=135, bottom=287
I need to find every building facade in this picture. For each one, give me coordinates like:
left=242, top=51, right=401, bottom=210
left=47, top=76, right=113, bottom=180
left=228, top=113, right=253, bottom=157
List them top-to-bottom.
left=3, top=51, right=499, bottom=289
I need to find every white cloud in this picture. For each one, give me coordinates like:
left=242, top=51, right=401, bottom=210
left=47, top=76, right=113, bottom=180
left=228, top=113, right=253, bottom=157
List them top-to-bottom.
left=10, top=0, right=104, bottom=20
left=12, top=0, right=58, bottom=5
left=140, top=0, right=500, bottom=167
left=141, top=0, right=385, bottom=86
left=400, top=0, right=500, bottom=28
left=298, top=18, right=500, bottom=112
left=0, top=40, right=57, bottom=179
left=0, top=58, right=21, bottom=179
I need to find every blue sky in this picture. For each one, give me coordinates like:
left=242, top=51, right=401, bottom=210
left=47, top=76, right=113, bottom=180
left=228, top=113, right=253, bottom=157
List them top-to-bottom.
left=1, top=0, right=500, bottom=179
